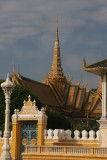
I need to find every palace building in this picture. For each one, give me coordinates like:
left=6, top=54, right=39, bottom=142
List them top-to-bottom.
left=12, top=23, right=104, bottom=119
left=0, top=62, right=107, bottom=160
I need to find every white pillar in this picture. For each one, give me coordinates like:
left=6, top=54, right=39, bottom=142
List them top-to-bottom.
left=0, top=73, right=14, bottom=160
left=97, top=73, right=107, bottom=147
left=101, top=73, right=107, bottom=120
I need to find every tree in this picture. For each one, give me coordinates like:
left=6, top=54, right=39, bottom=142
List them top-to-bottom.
left=0, top=80, right=41, bottom=131
left=47, top=111, right=71, bottom=130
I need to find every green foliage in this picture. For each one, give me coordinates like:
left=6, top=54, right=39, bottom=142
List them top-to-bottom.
left=0, top=80, right=5, bottom=131
left=0, top=81, right=41, bottom=131
left=10, top=84, right=42, bottom=115
left=47, top=111, right=71, bottom=130
left=72, top=117, right=100, bottom=134
left=88, top=117, right=99, bottom=131
left=73, top=123, right=89, bottom=132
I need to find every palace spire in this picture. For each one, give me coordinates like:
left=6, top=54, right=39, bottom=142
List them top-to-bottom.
left=49, top=21, right=64, bottom=80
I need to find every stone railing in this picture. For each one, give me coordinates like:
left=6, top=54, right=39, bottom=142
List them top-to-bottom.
left=44, top=129, right=100, bottom=140
left=25, top=146, right=107, bottom=155
left=26, top=146, right=91, bottom=154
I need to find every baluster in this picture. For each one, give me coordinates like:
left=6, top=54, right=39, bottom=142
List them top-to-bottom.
left=74, top=130, right=80, bottom=140
left=89, top=130, right=95, bottom=140
left=67, top=147, right=69, bottom=153
left=72, top=147, right=74, bottom=154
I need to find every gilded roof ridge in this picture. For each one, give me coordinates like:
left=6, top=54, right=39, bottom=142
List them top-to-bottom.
left=21, top=75, right=50, bottom=87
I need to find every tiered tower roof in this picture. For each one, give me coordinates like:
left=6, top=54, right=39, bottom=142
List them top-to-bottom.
left=49, top=22, right=64, bottom=80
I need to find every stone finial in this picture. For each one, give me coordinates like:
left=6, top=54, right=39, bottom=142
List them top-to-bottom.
left=1, top=73, right=14, bottom=89
left=28, top=95, right=31, bottom=101
left=33, top=100, right=36, bottom=106
left=41, top=107, right=45, bottom=113
left=14, top=109, right=19, bottom=115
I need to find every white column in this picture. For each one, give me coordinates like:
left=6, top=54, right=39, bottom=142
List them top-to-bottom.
left=0, top=73, right=14, bottom=160
left=97, top=73, right=107, bottom=147
left=101, top=73, right=107, bottom=120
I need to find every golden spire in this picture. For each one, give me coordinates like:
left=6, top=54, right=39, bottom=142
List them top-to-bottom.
left=56, top=19, right=59, bottom=42
left=49, top=21, right=65, bottom=80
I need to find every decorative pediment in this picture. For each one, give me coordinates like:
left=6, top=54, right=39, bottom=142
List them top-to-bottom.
left=20, top=95, right=38, bottom=114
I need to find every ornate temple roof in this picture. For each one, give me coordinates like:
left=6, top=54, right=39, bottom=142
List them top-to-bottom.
left=11, top=25, right=103, bottom=118
left=20, top=76, right=59, bottom=107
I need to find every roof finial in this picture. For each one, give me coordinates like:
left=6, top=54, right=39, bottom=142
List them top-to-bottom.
left=56, top=18, right=59, bottom=42
left=83, top=57, right=87, bottom=69
left=13, top=64, right=15, bottom=76
left=18, top=65, right=20, bottom=77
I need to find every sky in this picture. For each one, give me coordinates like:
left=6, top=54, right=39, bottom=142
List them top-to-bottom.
left=0, top=0, right=107, bottom=89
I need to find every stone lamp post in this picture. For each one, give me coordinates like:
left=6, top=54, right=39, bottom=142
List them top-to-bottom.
left=0, top=73, right=14, bottom=160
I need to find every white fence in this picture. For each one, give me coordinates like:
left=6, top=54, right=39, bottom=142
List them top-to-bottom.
left=44, top=129, right=100, bottom=140
left=26, top=145, right=107, bottom=155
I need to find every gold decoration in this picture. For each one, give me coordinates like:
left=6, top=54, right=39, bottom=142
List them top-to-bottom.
left=22, top=138, right=28, bottom=146
left=30, top=139, right=36, bottom=145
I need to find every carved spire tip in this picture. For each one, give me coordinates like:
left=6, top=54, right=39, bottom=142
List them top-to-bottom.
left=56, top=18, right=59, bottom=42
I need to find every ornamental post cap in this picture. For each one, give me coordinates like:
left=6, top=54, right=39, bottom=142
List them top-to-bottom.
left=1, top=73, right=14, bottom=88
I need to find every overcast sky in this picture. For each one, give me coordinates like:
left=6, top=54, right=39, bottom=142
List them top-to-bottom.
left=0, top=0, right=107, bottom=89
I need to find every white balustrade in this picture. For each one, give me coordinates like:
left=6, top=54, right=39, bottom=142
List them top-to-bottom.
left=45, top=129, right=99, bottom=140
left=47, top=129, right=54, bottom=139
left=53, top=129, right=61, bottom=139
left=74, top=130, right=80, bottom=140
left=81, top=130, right=88, bottom=140
left=89, top=130, right=95, bottom=140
